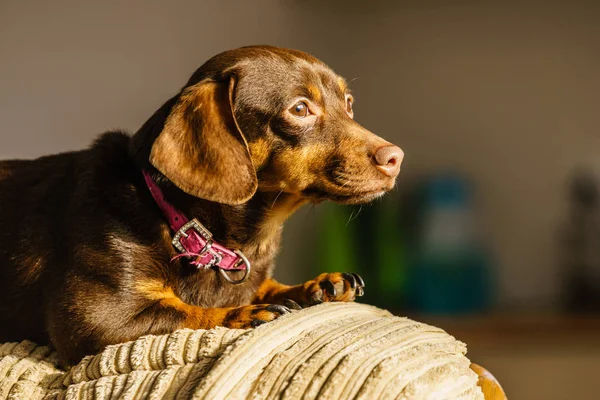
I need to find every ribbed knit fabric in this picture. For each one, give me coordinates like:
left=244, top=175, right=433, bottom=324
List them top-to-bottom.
left=0, top=303, right=483, bottom=400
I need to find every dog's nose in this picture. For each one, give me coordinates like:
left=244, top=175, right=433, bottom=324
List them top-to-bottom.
left=373, top=145, right=403, bottom=177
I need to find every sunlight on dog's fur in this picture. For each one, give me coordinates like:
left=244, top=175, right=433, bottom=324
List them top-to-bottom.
left=0, top=45, right=403, bottom=365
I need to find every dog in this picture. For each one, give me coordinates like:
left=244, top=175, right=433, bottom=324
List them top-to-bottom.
left=0, top=45, right=403, bottom=365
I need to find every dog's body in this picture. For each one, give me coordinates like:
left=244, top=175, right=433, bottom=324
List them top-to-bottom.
left=0, top=46, right=402, bottom=365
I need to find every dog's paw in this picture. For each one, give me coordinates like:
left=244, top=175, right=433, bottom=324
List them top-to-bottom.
left=299, top=272, right=365, bottom=305
left=223, top=304, right=292, bottom=329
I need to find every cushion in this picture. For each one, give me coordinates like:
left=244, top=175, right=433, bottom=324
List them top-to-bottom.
left=0, top=302, right=483, bottom=399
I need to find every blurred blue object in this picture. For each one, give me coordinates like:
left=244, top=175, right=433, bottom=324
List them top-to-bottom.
left=408, top=173, right=493, bottom=314
left=427, top=173, right=471, bottom=209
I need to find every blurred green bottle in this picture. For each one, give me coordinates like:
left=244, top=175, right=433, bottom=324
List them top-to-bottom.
left=315, top=199, right=409, bottom=310
left=315, top=203, right=359, bottom=275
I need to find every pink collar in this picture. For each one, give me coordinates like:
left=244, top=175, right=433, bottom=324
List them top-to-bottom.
left=143, top=171, right=250, bottom=284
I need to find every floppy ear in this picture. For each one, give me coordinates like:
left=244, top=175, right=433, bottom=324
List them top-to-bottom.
left=150, top=77, right=258, bottom=205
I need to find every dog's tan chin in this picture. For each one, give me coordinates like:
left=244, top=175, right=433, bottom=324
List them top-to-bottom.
left=300, top=178, right=396, bottom=205
left=328, top=190, right=387, bottom=205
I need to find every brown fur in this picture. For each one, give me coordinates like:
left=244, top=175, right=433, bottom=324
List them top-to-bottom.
left=0, top=45, right=402, bottom=366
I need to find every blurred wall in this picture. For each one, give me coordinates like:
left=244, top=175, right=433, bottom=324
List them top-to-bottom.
left=0, top=0, right=303, bottom=157
left=1, top=1, right=599, bottom=309
left=290, top=1, right=600, bottom=309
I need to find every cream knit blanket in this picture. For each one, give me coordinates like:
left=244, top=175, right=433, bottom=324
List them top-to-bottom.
left=0, top=303, right=483, bottom=400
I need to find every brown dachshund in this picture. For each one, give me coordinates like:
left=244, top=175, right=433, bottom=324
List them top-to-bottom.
left=0, top=45, right=403, bottom=365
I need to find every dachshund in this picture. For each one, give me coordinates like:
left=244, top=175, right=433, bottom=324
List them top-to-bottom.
left=0, top=45, right=403, bottom=365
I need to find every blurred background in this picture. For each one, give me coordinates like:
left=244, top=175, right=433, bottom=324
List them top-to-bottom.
left=2, top=1, right=599, bottom=398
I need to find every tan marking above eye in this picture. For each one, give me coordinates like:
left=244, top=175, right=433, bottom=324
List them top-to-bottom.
left=306, top=85, right=322, bottom=103
left=289, top=101, right=309, bottom=118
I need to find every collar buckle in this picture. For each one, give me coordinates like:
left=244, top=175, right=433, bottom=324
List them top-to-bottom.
left=170, top=218, right=251, bottom=284
left=172, top=218, right=212, bottom=253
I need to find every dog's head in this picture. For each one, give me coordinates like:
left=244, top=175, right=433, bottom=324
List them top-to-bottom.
left=144, top=45, right=403, bottom=206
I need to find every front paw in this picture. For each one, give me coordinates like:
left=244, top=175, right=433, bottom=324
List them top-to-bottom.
left=297, top=272, right=365, bottom=306
left=223, top=304, right=291, bottom=329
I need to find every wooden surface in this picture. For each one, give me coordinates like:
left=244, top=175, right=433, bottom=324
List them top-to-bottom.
left=409, top=313, right=600, bottom=348
left=414, top=313, right=600, bottom=399
left=470, top=363, right=507, bottom=400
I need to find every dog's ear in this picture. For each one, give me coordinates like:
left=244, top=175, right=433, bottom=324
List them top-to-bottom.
left=150, top=77, right=257, bottom=205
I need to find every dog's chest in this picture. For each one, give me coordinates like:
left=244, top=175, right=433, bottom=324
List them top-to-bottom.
left=176, top=235, right=280, bottom=308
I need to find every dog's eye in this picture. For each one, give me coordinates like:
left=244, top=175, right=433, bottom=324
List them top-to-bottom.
left=289, top=101, right=309, bottom=118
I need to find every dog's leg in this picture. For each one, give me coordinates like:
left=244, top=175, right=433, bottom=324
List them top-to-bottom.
left=253, top=273, right=365, bottom=307
left=132, top=279, right=293, bottom=329
left=48, top=280, right=290, bottom=365
left=151, top=292, right=291, bottom=329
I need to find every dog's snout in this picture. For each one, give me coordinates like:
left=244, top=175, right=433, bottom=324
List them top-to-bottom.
left=373, top=145, right=403, bottom=177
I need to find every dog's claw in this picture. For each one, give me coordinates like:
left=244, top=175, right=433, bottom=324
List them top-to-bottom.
left=342, top=273, right=357, bottom=289
left=351, top=273, right=365, bottom=288
left=320, top=280, right=337, bottom=297
left=356, top=286, right=364, bottom=297
left=311, top=293, right=324, bottom=304
left=284, top=299, right=303, bottom=310
left=266, top=304, right=291, bottom=315
left=251, top=319, right=267, bottom=328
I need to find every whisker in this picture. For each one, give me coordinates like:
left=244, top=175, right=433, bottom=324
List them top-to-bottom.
left=321, top=165, right=343, bottom=173
left=337, top=176, right=353, bottom=190
left=270, top=190, right=284, bottom=211
left=302, top=203, right=317, bottom=225
left=345, top=205, right=363, bottom=226
left=346, top=208, right=355, bottom=226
